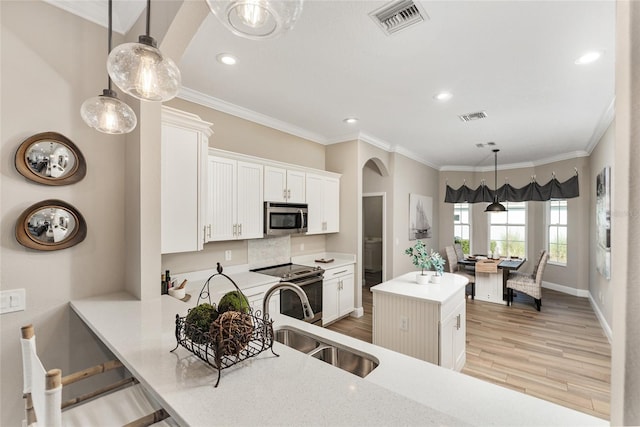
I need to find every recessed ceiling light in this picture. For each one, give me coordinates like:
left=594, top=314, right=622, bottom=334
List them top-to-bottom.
left=575, top=51, right=603, bottom=65
left=217, top=53, right=237, bottom=65
left=433, top=92, right=452, bottom=101
left=343, top=117, right=358, bottom=124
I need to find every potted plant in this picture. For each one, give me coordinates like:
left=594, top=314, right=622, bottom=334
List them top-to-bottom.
left=405, top=240, right=432, bottom=284
left=489, top=241, right=497, bottom=259
left=429, top=251, right=446, bottom=283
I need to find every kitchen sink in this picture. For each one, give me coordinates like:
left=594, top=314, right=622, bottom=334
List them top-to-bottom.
left=274, top=326, right=379, bottom=378
left=274, top=327, right=320, bottom=353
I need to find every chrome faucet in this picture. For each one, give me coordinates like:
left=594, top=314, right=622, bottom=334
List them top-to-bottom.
left=263, top=282, right=314, bottom=321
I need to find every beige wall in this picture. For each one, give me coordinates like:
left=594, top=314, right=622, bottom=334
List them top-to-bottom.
left=1, top=2, right=130, bottom=424
left=588, top=124, right=615, bottom=335
left=391, top=154, right=440, bottom=277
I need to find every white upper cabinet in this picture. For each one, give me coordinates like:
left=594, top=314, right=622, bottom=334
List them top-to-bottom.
left=161, top=107, right=212, bottom=254
left=206, top=155, right=263, bottom=242
left=264, top=166, right=305, bottom=203
left=306, top=173, right=340, bottom=234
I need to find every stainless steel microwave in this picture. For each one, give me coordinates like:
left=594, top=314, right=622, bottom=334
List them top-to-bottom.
left=264, top=202, right=308, bottom=236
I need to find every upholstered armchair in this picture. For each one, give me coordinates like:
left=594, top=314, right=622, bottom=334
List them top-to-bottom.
left=445, top=246, right=476, bottom=299
left=506, top=250, right=549, bottom=311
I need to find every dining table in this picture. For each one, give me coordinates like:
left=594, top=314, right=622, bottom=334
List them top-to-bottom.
left=459, top=256, right=526, bottom=305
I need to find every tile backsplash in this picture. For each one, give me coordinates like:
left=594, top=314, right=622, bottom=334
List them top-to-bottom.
left=248, top=235, right=291, bottom=268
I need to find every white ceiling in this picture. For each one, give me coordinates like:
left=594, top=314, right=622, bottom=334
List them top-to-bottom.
left=49, top=0, right=616, bottom=170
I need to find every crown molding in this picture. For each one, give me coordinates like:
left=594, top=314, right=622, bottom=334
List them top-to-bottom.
left=178, top=86, right=607, bottom=173
left=178, top=87, right=329, bottom=144
left=585, top=97, right=615, bottom=155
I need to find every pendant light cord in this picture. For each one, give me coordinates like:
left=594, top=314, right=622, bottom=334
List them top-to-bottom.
left=107, top=0, right=113, bottom=92
left=146, top=0, right=151, bottom=37
left=494, top=149, right=499, bottom=202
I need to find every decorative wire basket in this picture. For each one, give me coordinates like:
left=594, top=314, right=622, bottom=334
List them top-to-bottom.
left=170, top=263, right=278, bottom=387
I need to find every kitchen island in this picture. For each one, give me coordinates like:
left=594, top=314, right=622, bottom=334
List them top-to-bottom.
left=371, top=272, right=468, bottom=370
left=70, top=290, right=606, bottom=426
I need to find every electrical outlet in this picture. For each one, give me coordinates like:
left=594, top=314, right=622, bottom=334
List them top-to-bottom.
left=225, top=250, right=232, bottom=261
left=0, top=289, right=26, bottom=314
left=400, top=315, right=408, bottom=331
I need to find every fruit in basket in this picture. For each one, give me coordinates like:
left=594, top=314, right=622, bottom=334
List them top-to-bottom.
left=217, top=291, right=250, bottom=314
left=185, top=303, right=219, bottom=342
left=209, top=310, right=254, bottom=356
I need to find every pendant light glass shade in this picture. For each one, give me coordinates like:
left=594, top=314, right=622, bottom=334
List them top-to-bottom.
left=80, top=0, right=137, bottom=134
left=107, top=0, right=181, bottom=102
left=207, top=0, right=304, bottom=39
left=107, top=35, right=181, bottom=102
left=81, top=89, right=137, bottom=134
left=485, top=149, right=507, bottom=213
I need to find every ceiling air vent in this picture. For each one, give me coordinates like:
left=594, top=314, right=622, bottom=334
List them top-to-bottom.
left=369, top=0, right=429, bottom=36
left=458, top=111, right=488, bottom=122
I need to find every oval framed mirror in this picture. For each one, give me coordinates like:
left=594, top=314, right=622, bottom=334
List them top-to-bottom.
left=15, top=132, right=86, bottom=185
left=16, top=200, right=87, bottom=251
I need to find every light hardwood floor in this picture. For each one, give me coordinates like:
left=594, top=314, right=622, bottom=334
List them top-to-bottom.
left=326, top=286, right=611, bottom=420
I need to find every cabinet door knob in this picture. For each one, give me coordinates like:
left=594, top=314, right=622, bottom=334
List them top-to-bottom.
left=283, top=189, right=287, bottom=199
left=287, top=189, right=291, bottom=199
left=238, top=223, right=242, bottom=236
left=207, top=224, right=212, bottom=238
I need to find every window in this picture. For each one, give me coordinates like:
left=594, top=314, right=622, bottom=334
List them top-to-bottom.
left=547, top=200, right=568, bottom=265
left=489, top=201, right=526, bottom=258
left=453, top=203, right=471, bottom=254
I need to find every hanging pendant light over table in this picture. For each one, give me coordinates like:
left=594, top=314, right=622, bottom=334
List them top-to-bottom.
left=485, top=149, right=507, bottom=212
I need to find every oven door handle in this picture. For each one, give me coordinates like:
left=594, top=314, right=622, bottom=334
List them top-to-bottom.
left=298, top=209, right=305, bottom=229
left=285, top=276, right=322, bottom=287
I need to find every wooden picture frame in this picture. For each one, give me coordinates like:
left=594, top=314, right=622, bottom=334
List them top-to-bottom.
left=15, top=132, right=86, bottom=185
left=16, top=200, right=87, bottom=251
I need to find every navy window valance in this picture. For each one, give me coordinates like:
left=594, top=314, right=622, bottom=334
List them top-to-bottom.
left=445, top=174, right=579, bottom=204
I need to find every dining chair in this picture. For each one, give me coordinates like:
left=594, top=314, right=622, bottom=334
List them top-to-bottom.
left=454, top=243, right=475, bottom=273
left=445, top=246, right=475, bottom=299
left=506, top=251, right=549, bottom=311
left=20, top=324, right=173, bottom=427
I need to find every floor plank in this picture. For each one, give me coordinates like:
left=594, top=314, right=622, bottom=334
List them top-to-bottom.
left=326, top=286, right=611, bottom=420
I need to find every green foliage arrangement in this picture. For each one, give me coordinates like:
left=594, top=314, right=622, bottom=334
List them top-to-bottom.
left=405, top=241, right=446, bottom=276
left=217, top=291, right=250, bottom=314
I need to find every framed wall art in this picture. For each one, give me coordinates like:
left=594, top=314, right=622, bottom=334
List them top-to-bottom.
left=596, top=166, right=611, bottom=279
left=409, top=193, right=432, bottom=240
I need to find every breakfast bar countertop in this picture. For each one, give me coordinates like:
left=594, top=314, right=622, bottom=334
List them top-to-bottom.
left=70, top=291, right=607, bottom=427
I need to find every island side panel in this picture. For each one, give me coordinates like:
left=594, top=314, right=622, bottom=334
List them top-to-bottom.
left=373, top=292, right=440, bottom=364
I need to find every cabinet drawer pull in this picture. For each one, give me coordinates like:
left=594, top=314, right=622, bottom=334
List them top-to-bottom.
left=238, top=223, right=242, bottom=236
left=331, top=269, right=348, bottom=276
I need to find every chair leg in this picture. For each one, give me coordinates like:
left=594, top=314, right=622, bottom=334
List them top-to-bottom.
left=471, top=283, right=475, bottom=300
left=534, top=298, right=541, bottom=311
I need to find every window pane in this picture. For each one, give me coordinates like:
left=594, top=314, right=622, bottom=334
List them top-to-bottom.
left=559, top=204, right=567, bottom=224
left=550, top=205, right=559, bottom=224
left=510, top=208, right=526, bottom=224
left=460, top=210, right=469, bottom=223
left=491, top=211, right=507, bottom=224
left=490, top=225, right=507, bottom=241
left=510, top=226, right=526, bottom=241
left=558, top=226, right=567, bottom=243
left=549, top=227, right=558, bottom=245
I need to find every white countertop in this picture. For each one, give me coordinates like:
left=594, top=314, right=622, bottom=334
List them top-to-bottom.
left=291, top=252, right=356, bottom=270
left=371, top=271, right=468, bottom=303
left=70, top=290, right=606, bottom=427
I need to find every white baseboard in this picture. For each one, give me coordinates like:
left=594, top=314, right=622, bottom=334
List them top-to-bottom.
left=541, top=281, right=612, bottom=344
left=542, top=281, right=590, bottom=298
left=588, top=293, right=613, bottom=344
left=350, top=307, right=364, bottom=318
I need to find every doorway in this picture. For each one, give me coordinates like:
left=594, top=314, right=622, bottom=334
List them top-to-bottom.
left=362, top=193, right=385, bottom=289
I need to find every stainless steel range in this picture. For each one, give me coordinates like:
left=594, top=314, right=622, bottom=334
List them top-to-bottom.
left=252, top=263, right=324, bottom=324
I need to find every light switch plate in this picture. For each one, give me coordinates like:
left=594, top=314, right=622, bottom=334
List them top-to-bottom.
left=0, top=289, right=26, bottom=314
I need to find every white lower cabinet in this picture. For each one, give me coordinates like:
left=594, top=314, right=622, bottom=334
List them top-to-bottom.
left=322, top=264, right=355, bottom=325
left=373, top=286, right=466, bottom=371
left=439, top=297, right=466, bottom=371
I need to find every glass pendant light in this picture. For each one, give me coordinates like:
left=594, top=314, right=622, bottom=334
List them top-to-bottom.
left=81, top=0, right=137, bottom=134
left=107, top=0, right=181, bottom=102
left=206, top=0, right=304, bottom=39
left=485, top=149, right=507, bottom=212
